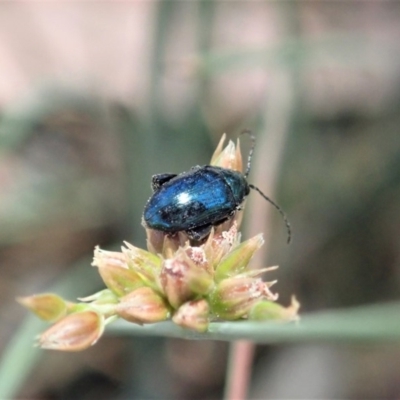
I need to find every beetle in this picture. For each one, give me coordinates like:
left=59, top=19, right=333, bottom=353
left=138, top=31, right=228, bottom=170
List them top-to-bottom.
left=143, top=131, right=291, bottom=243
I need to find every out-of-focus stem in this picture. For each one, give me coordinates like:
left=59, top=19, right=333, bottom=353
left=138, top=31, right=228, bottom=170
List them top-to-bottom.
left=223, top=71, right=294, bottom=400
left=224, top=341, right=255, bottom=400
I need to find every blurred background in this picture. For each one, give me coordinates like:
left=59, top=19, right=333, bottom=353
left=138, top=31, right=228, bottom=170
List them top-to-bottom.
left=1, top=2, right=400, bottom=399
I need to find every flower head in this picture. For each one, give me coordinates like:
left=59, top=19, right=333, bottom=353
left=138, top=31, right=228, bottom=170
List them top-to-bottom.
left=19, top=133, right=299, bottom=350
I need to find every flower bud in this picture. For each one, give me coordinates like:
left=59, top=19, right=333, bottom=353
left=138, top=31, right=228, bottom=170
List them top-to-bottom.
left=210, top=134, right=243, bottom=173
left=203, top=224, right=239, bottom=268
left=215, top=234, right=264, bottom=282
left=122, top=241, right=162, bottom=289
left=92, top=246, right=128, bottom=269
left=93, top=248, right=145, bottom=297
left=160, top=250, right=213, bottom=309
left=209, top=276, right=278, bottom=320
left=116, top=287, right=170, bottom=324
left=17, top=293, right=67, bottom=322
left=249, top=296, right=300, bottom=322
left=173, top=299, right=210, bottom=332
left=38, top=311, right=104, bottom=351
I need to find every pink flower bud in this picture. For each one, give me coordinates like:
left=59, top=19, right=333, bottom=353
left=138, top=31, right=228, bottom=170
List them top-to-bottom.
left=203, top=224, right=239, bottom=268
left=215, top=234, right=264, bottom=282
left=160, top=250, right=213, bottom=309
left=209, top=276, right=278, bottom=320
left=116, top=287, right=170, bottom=324
left=17, top=293, right=68, bottom=322
left=173, top=299, right=210, bottom=332
left=38, top=311, right=104, bottom=351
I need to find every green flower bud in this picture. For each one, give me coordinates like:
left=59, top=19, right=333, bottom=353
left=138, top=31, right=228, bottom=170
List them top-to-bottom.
left=215, top=234, right=264, bottom=282
left=209, top=276, right=278, bottom=320
left=116, top=287, right=170, bottom=324
left=249, top=296, right=300, bottom=322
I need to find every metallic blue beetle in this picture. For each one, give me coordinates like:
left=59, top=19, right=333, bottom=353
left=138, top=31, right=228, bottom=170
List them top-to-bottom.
left=143, top=131, right=291, bottom=243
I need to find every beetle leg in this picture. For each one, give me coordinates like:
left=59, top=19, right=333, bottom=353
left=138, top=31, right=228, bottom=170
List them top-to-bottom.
left=151, top=173, right=177, bottom=191
left=186, top=224, right=213, bottom=241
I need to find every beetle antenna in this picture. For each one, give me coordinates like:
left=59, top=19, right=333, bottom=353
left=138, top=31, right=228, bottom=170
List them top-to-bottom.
left=239, top=129, right=256, bottom=179
left=248, top=184, right=292, bottom=244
